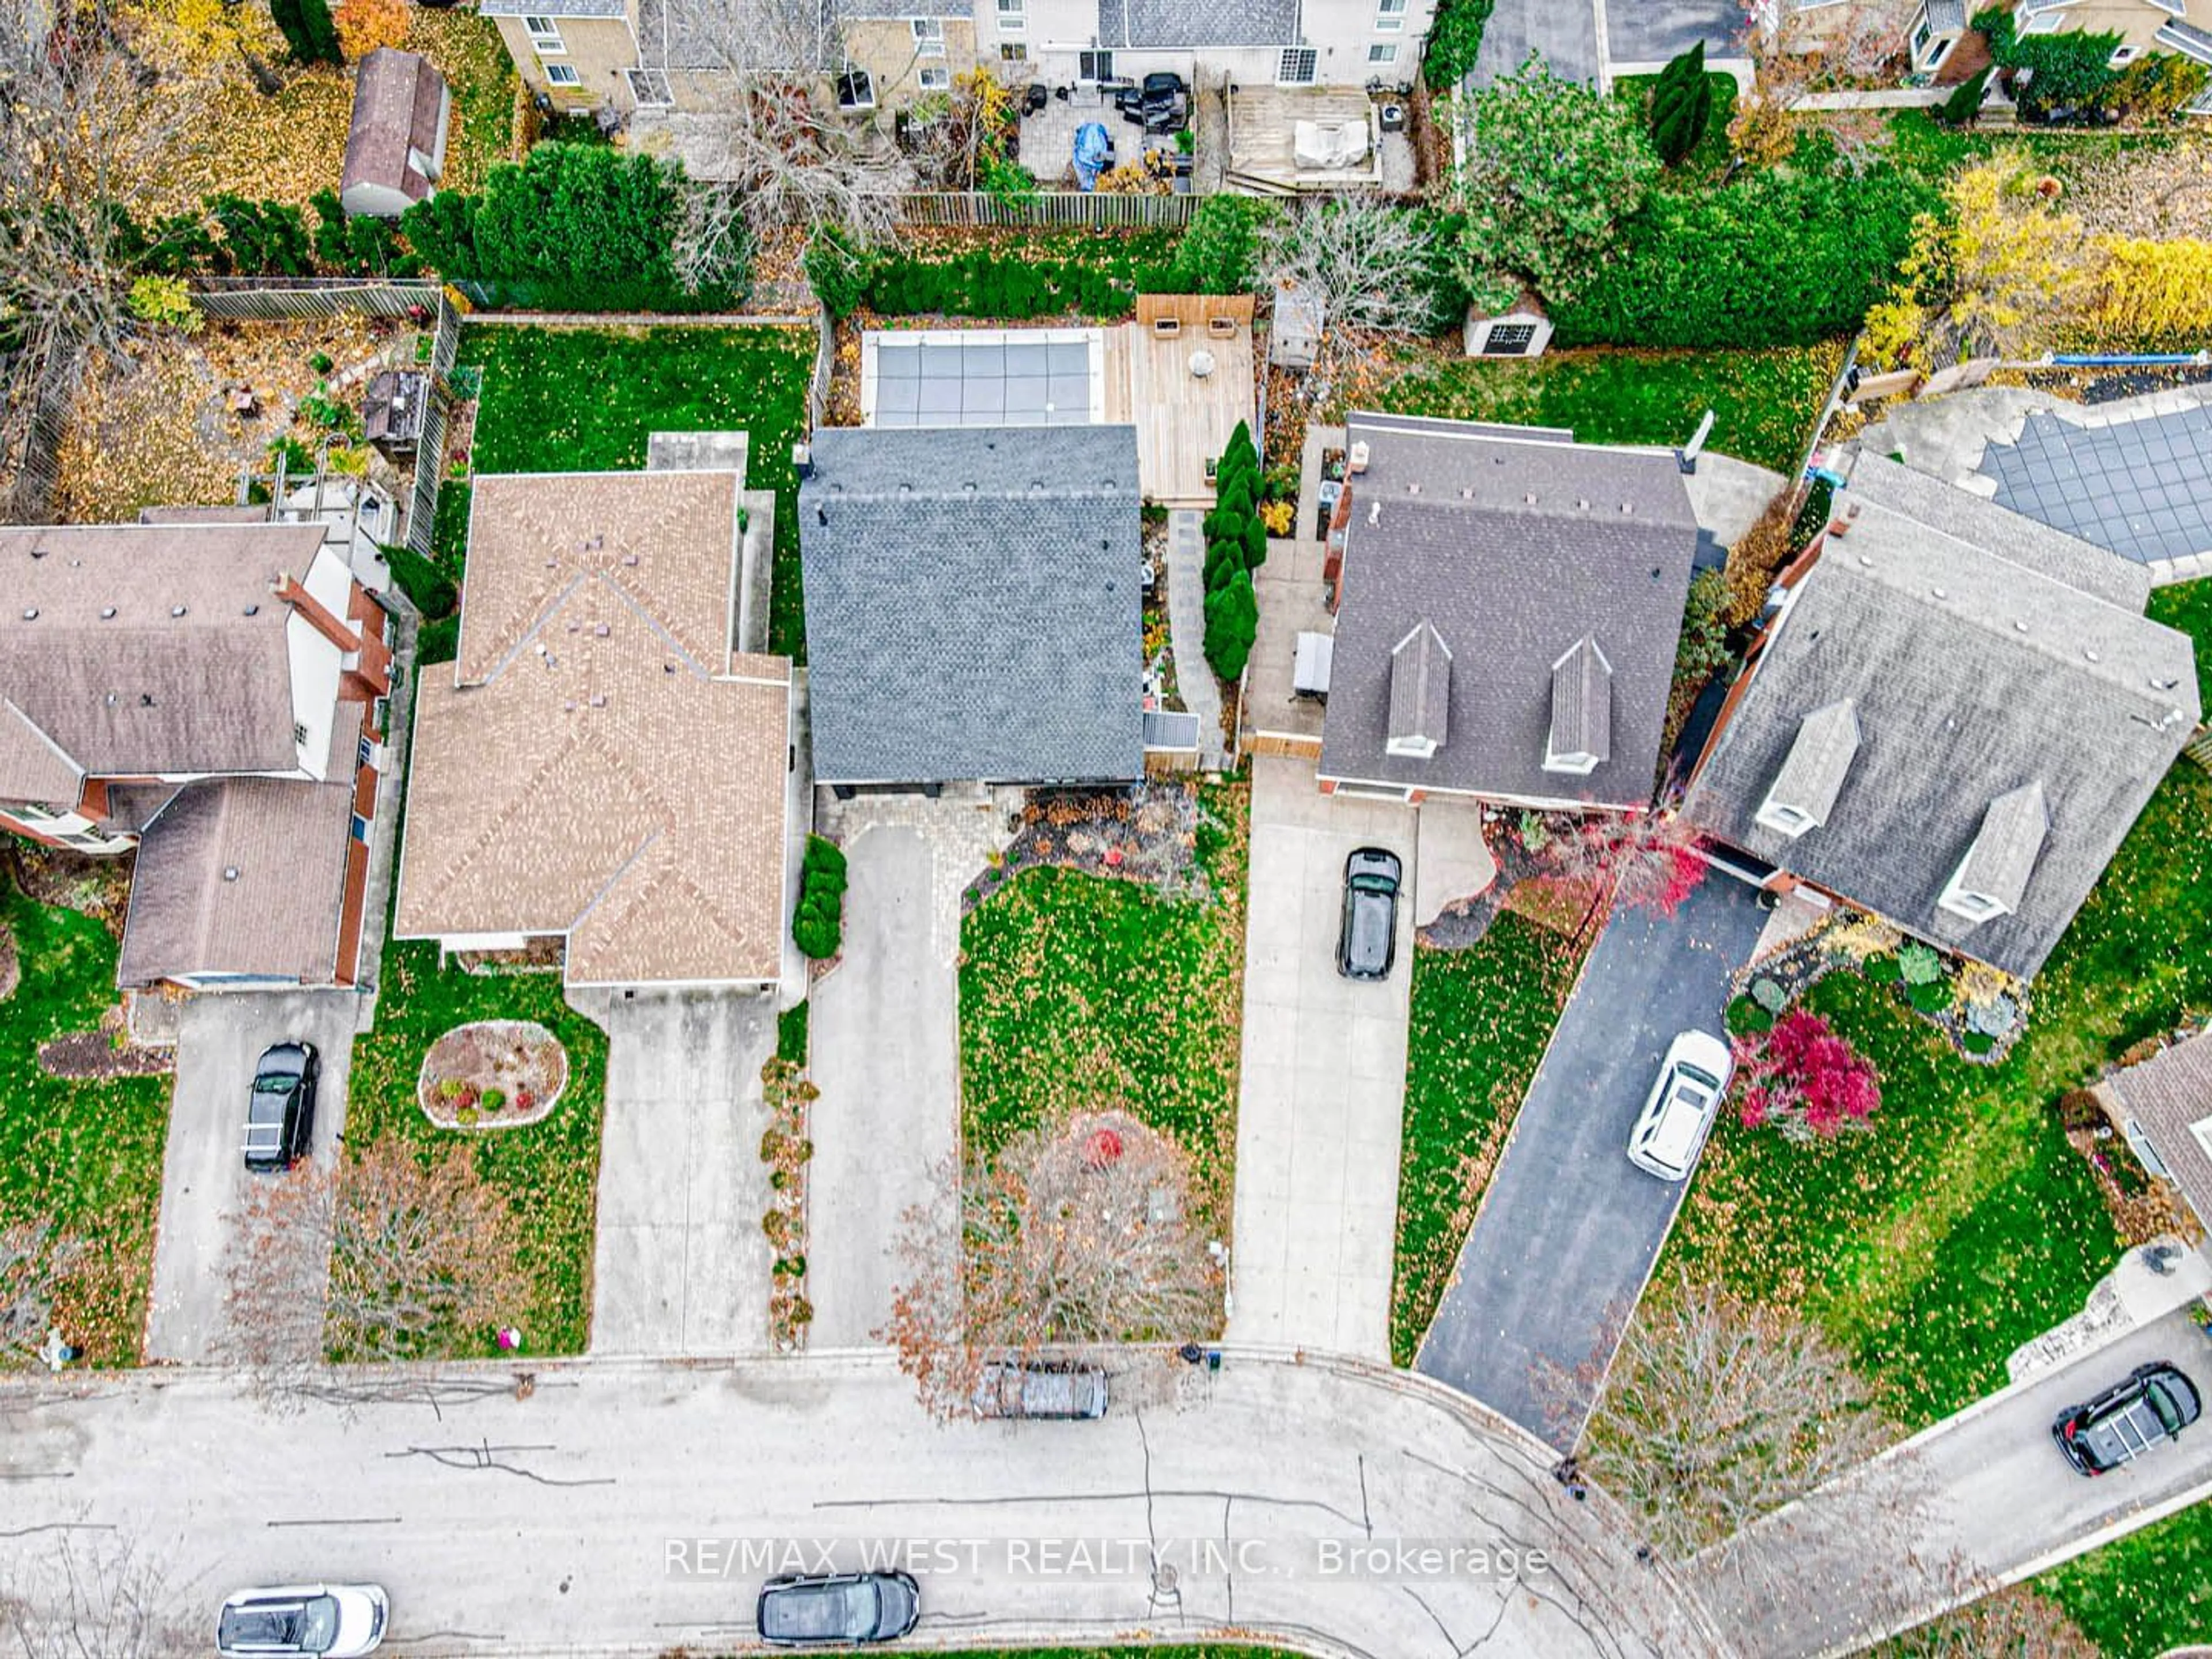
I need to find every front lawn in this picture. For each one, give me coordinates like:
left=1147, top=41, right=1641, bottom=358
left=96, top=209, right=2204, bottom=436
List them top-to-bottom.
left=455, top=324, right=817, bottom=658
left=1366, top=345, right=1841, bottom=477
left=1666, top=757, right=2212, bottom=1426
left=959, top=782, right=1249, bottom=1211
left=0, top=881, right=171, bottom=1363
left=1389, top=918, right=1586, bottom=1367
left=343, top=938, right=608, bottom=1355
left=2039, top=1499, right=2212, bottom=1658
left=945, top=1648, right=1308, bottom=1658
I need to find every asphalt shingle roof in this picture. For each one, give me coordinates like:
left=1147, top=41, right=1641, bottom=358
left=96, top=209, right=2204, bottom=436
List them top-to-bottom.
left=1100, top=0, right=1299, bottom=48
left=1976, top=404, right=2212, bottom=573
left=1317, top=414, right=1700, bottom=808
left=800, top=426, right=1145, bottom=786
left=1685, top=459, right=2199, bottom=980
left=2107, top=1028, right=2212, bottom=1231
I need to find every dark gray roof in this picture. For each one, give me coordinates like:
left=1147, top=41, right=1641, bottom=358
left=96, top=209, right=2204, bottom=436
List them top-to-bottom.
left=1101, top=0, right=1299, bottom=48
left=1924, top=0, right=1967, bottom=31
left=1974, top=404, right=2212, bottom=573
left=1317, top=414, right=1700, bottom=808
left=799, top=426, right=1145, bottom=786
left=1685, top=491, right=2199, bottom=979
left=1388, top=622, right=1450, bottom=750
left=1546, top=635, right=1610, bottom=770
left=1761, top=698, right=1858, bottom=830
left=1952, top=781, right=2048, bottom=915
left=2107, top=1027, right=2212, bottom=1229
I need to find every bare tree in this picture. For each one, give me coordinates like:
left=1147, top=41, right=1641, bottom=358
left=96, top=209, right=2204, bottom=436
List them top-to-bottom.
left=1730, top=1, right=1915, bottom=168
left=1257, top=195, right=1453, bottom=340
left=1534, top=804, right=1710, bottom=947
left=881, top=1112, right=1224, bottom=1418
left=222, top=1141, right=528, bottom=1388
left=0, top=1221, right=85, bottom=1368
left=1551, top=1275, right=1901, bottom=1562
left=0, top=1536, right=192, bottom=1659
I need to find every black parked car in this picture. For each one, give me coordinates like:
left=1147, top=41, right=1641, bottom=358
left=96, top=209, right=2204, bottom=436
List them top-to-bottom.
left=1336, top=847, right=1403, bottom=981
left=244, top=1041, right=319, bottom=1172
left=2051, top=1361, right=2202, bottom=1475
left=758, top=1571, right=919, bottom=1646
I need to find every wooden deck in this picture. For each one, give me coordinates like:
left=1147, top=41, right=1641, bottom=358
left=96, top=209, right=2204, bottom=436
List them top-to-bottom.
left=1226, top=86, right=1381, bottom=193
left=1123, top=297, right=1256, bottom=507
left=1102, top=323, right=1133, bottom=426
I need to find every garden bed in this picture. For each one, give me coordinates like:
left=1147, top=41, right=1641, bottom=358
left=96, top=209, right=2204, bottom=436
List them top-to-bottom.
left=963, top=783, right=1204, bottom=912
left=39, top=1003, right=174, bottom=1080
left=416, top=1018, right=567, bottom=1128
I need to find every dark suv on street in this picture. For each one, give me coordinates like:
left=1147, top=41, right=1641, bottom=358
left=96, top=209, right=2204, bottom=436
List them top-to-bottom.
left=1336, top=847, right=1403, bottom=980
left=244, top=1041, right=319, bottom=1172
left=2051, top=1361, right=2202, bottom=1475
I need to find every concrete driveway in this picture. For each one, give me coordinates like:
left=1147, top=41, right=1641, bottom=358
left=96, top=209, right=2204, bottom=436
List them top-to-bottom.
left=1226, top=758, right=1415, bottom=1360
left=807, top=826, right=959, bottom=1348
left=1415, top=873, right=1767, bottom=1445
left=144, top=990, right=361, bottom=1364
left=589, top=990, right=777, bottom=1357
left=1697, top=1302, right=2212, bottom=1657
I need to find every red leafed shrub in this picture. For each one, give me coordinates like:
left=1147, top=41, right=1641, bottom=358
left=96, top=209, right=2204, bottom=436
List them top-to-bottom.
left=1734, top=1009, right=1881, bottom=1142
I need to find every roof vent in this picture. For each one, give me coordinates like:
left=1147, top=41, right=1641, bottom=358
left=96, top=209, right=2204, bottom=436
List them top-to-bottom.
left=1348, top=441, right=1370, bottom=474
left=1407, top=482, right=1421, bottom=495
left=1461, top=487, right=1473, bottom=499
left=1525, top=493, right=1537, bottom=505
left=1576, top=498, right=1589, bottom=510
left=1367, top=500, right=1380, bottom=527
left=1620, top=502, right=1633, bottom=513
left=622, top=553, right=639, bottom=567
left=546, top=556, right=559, bottom=569
left=1929, top=587, right=1945, bottom=600
left=244, top=603, right=259, bottom=616
left=170, top=604, right=187, bottom=618
left=101, top=607, right=116, bottom=619
left=19, top=608, right=35, bottom=621
left=2014, top=620, right=2029, bottom=633
left=595, top=623, right=611, bottom=638
left=2084, top=647, right=2100, bottom=662
left=140, top=693, right=154, bottom=707
left=589, top=693, right=607, bottom=707
left=221, top=866, right=239, bottom=882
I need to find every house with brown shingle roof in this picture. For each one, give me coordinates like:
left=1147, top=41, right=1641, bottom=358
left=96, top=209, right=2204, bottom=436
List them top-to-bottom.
left=339, top=48, right=450, bottom=218
left=394, top=469, right=791, bottom=988
left=0, top=520, right=395, bottom=991
left=2104, top=1027, right=2212, bottom=1238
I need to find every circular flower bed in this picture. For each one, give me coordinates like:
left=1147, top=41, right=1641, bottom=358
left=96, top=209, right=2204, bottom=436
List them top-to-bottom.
left=418, top=1019, right=567, bottom=1130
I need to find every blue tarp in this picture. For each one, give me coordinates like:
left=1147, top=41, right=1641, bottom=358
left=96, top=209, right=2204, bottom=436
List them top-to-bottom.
left=1073, top=122, right=1110, bottom=192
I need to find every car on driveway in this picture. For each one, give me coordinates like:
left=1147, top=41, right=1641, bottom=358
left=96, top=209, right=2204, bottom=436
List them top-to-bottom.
left=1336, top=847, right=1403, bottom=981
left=1625, top=1031, right=1734, bottom=1181
left=244, top=1040, right=319, bottom=1173
left=972, top=1359, right=1109, bottom=1419
left=2052, top=1361, right=2203, bottom=1475
left=758, top=1571, right=920, bottom=1645
left=216, top=1582, right=387, bottom=1656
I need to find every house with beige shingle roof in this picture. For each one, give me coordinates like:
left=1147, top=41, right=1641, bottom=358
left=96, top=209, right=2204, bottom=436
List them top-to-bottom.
left=394, top=468, right=791, bottom=988
left=0, top=520, right=395, bottom=991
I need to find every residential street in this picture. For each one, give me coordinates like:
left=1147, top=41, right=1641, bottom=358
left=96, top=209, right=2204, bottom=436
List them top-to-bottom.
left=1227, top=758, right=1415, bottom=1360
left=807, top=825, right=960, bottom=1348
left=1415, top=874, right=1767, bottom=1445
left=143, top=989, right=362, bottom=1365
left=589, top=989, right=777, bottom=1357
left=1693, top=1304, right=2212, bottom=1657
left=0, top=1352, right=1723, bottom=1659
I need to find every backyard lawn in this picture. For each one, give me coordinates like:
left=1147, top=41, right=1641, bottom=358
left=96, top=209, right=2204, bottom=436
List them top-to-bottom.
left=450, top=324, right=817, bottom=658
left=1364, top=344, right=1842, bottom=478
left=960, top=782, right=1249, bottom=1219
left=0, top=881, right=170, bottom=1364
left=1389, top=918, right=1586, bottom=1367
left=343, top=936, right=609, bottom=1355
left=2039, top=1498, right=2212, bottom=1657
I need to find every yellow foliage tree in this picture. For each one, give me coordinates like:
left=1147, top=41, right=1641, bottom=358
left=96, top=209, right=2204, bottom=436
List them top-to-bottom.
left=138, top=0, right=287, bottom=84
left=334, top=0, right=413, bottom=60
left=2074, top=235, right=2212, bottom=352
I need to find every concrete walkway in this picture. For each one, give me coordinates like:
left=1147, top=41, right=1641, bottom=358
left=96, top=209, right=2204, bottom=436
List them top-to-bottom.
left=1165, top=507, right=1229, bottom=770
left=1226, top=757, right=1414, bottom=1359
left=806, top=826, right=960, bottom=1347
left=1416, top=873, right=1768, bottom=1445
left=145, top=989, right=361, bottom=1363
left=588, top=989, right=777, bottom=1358
left=1696, top=1300, right=2212, bottom=1657
left=0, top=1351, right=1727, bottom=1659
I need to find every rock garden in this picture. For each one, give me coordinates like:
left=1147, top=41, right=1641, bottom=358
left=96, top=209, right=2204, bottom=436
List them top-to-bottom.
left=416, top=1019, right=567, bottom=1128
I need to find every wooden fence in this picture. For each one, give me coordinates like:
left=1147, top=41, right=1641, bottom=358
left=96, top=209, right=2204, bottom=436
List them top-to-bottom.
left=892, top=191, right=1194, bottom=229
left=190, top=278, right=444, bottom=321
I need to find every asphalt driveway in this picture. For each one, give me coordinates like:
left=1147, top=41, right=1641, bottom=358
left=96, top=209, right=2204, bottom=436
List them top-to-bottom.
left=1474, top=0, right=1600, bottom=86
left=1605, top=0, right=1748, bottom=66
left=1227, top=758, right=1415, bottom=1359
left=807, top=826, right=959, bottom=1348
left=1415, top=872, right=1766, bottom=1445
left=590, top=989, right=777, bottom=1357
left=143, top=990, right=361, bottom=1364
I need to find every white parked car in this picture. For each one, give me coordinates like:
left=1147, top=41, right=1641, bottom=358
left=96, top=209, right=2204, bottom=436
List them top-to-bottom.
left=1625, top=1031, right=1735, bottom=1181
left=216, top=1584, right=388, bottom=1657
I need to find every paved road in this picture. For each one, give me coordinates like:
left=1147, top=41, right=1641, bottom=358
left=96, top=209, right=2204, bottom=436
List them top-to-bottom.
left=1473, top=0, right=1601, bottom=86
left=1228, top=759, right=1415, bottom=1361
left=808, top=826, right=959, bottom=1348
left=1415, top=874, right=1767, bottom=1447
left=143, top=990, right=361, bottom=1364
left=590, top=990, right=777, bottom=1357
left=1695, top=1305, right=2212, bottom=1657
left=0, top=1353, right=1723, bottom=1658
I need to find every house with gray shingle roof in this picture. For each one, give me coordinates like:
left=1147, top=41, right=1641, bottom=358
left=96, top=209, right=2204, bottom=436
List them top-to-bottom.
left=1315, top=414, right=1701, bottom=810
left=799, top=425, right=1145, bottom=790
left=1684, top=449, right=2199, bottom=981
left=2103, top=1027, right=2212, bottom=1234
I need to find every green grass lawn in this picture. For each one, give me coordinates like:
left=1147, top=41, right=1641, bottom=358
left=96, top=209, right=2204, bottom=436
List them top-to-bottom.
left=1876, top=108, right=2176, bottom=188
left=454, top=324, right=817, bottom=658
left=1368, top=344, right=1841, bottom=477
left=2150, top=577, right=2212, bottom=711
left=1668, top=755, right=2212, bottom=1425
left=959, top=782, right=1248, bottom=1213
left=0, top=882, right=170, bottom=1364
left=1390, top=918, right=1587, bottom=1367
left=343, top=937, right=609, bottom=1355
left=2039, top=1499, right=2212, bottom=1657
left=940, top=1648, right=1308, bottom=1658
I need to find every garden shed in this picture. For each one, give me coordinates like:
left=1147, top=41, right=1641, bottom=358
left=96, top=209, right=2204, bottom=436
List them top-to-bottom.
left=340, top=48, right=451, bottom=219
left=1464, top=294, right=1552, bottom=360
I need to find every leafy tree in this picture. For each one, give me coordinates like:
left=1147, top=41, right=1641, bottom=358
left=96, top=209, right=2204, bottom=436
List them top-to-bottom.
left=269, top=0, right=342, bottom=65
left=332, top=0, right=409, bottom=58
left=1423, top=0, right=1497, bottom=88
left=1974, top=7, right=2124, bottom=119
left=1650, top=43, right=1713, bottom=167
left=2111, top=51, right=2211, bottom=119
left=1449, top=57, right=1660, bottom=313
left=1938, top=63, right=1993, bottom=127
left=206, top=194, right=313, bottom=275
left=1154, top=195, right=1278, bottom=294
left=803, top=225, right=872, bottom=316
left=2075, top=234, right=2212, bottom=351
left=1202, top=571, right=1258, bottom=681
left=792, top=835, right=847, bottom=961
left=1734, top=1008, right=1882, bottom=1140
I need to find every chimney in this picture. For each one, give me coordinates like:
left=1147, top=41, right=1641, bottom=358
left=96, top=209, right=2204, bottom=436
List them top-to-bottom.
left=1348, top=440, right=1370, bottom=475
left=1828, top=501, right=1862, bottom=539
